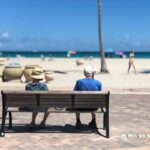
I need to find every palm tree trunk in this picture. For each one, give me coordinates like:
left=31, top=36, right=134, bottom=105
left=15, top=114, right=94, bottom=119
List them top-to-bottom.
left=98, top=0, right=109, bottom=73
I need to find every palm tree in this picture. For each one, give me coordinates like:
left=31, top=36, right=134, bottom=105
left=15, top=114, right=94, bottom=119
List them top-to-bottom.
left=97, top=0, right=109, bottom=73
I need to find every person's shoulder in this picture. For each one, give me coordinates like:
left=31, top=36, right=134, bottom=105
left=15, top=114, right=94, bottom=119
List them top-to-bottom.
left=76, top=78, right=85, bottom=83
left=94, top=79, right=102, bottom=84
left=25, top=82, right=31, bottom=87
left=25, top=82, right=32, bottom=90
left=40, top=82, right=48, bottom=87
left=40, top=82, right=46, bottom=85
left=41, top=83, right=49, bottom=89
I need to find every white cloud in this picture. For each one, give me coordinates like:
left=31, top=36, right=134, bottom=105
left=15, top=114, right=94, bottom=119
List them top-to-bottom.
left=0, top=31, right=11, bottom=44
left=0, top=32, right=10, bottom=38
left=124, top=34, right=132, bottom=40
left=132, top=42, right=141, bottom=47
left=16, top=43, right=23, bottom=48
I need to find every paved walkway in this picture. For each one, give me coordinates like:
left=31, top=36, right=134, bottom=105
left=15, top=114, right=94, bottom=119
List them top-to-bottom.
left=0, top=94, right=150, bottom=150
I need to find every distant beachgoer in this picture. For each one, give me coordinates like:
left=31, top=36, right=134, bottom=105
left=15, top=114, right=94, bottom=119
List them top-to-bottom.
left=128, top=50, right=136, bottom=74
left=73, top=65, right=102, bottom=129
left=25, top=67, right=50, bottom=128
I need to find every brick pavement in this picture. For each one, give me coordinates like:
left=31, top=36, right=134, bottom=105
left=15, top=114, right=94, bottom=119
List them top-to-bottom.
left=0, top=93, right=150, bottom=150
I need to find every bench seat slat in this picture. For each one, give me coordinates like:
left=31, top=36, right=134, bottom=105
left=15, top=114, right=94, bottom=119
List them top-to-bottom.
left=75, top=95, right=107, bottom=97
left=40, top=100, right=71, bottom=102
left=75, top=100, right=106, bottom=103
left=6, top=104, right=37, bottom=107
left=42, top=104, right=72, bottom=107
left=74, top=105, right=105, bottom=108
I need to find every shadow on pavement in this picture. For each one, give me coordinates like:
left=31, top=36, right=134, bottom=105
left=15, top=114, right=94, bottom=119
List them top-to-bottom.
left=4, top=123, right=106, bottom=137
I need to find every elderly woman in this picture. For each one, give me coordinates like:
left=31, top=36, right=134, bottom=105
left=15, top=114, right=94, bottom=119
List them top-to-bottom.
left=25, top=67, right=49, bottom=128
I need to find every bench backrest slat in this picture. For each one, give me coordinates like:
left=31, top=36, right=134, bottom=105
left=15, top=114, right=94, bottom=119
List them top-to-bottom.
left=5, top=94, right=38, bottom=107
left=40, top=94, right=72, bottom=107
left=74, top=94, right=107, bottom=108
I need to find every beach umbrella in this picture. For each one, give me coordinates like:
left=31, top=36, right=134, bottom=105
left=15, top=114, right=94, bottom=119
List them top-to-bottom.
left=67, top=50, right=77, bottom=58
left=68, top=50, right=77, bottom=54
left=115, top=51, right=125, bottom=57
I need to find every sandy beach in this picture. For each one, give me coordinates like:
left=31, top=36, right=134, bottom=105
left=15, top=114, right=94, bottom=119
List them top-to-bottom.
left=0, top=57, right=150, bottom=92
left=0, top=57, right=150, bottom=150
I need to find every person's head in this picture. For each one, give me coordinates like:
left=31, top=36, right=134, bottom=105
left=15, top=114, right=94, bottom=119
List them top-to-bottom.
left=130, top=50, right=134, bottom=53
left=84, top=65, right=97, bottom=78
left=30, top=67, right=44, bottom=82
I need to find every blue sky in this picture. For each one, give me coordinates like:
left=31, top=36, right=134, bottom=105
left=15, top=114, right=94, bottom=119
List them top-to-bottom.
left=0, top=0, right=150, bottom=51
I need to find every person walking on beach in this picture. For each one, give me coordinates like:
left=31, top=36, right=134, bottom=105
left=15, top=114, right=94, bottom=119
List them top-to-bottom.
left=128, top=50, right=136, bottom=74
left=73, top=65, right=102, bottom=129
left=25, top=67, right=50, bottom=128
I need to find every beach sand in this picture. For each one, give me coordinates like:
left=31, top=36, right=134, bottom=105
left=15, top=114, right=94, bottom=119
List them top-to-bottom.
left=0, top=57, right=150, bottom=92
left=0, top=58, right=150, bottom=149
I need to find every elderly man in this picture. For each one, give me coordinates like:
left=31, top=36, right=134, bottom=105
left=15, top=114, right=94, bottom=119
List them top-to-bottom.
left=74, top=65, right=102, bottom=129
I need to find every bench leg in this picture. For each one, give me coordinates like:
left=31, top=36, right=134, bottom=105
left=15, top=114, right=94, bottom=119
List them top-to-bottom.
left=1, top=110, right=7, bottom=137
left=105, top=111, right=109, bottom=138
left=8, top=112, right=12, bottom=129
left=103, top=112, right=106, bottom=130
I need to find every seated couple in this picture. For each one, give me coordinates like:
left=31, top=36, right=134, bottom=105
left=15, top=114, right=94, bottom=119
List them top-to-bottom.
left=26, top=65, right=102, bottom=129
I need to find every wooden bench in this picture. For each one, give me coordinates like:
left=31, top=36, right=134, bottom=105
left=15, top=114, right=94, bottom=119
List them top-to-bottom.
left=0, top=90, right=110, bottom=138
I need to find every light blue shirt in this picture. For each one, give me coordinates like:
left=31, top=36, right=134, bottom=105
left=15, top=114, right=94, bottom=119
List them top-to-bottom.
left=25, top=82, right=49, bottom=91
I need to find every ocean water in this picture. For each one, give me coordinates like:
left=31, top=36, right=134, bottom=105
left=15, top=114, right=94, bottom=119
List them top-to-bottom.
left=0, top=51, right=150, bottom=58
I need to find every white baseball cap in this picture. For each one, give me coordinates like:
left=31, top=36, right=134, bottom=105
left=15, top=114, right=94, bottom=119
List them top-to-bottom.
left=84, top=65, right=97, bottom=76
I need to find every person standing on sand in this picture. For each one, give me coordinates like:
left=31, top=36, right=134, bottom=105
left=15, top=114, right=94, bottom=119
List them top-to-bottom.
left=128, top=50, right=136, bottom=74
left=73, top=65, right=102, bottom=129
left=25, top=67, right=50, bottom=128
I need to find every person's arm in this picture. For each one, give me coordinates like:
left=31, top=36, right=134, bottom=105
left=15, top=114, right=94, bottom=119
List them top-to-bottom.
left=74, top=81, right=79, bottom=91
left=99, top=81, right=102, bottom=91
left=25, top=84, right=30, bottom=91
left=43, top=84, right=49, bottom=91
